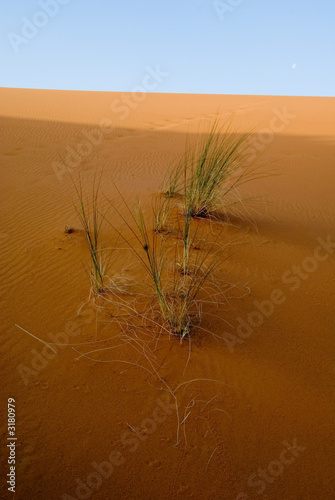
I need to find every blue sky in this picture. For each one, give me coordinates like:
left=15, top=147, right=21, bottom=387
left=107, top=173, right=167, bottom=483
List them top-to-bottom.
left=1, top=0, right=334, bottom=96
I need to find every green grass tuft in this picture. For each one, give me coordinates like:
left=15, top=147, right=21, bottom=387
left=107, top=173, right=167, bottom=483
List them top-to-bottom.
left=167, top=118, right=258, bottom=219
left=73, top=174, right=112, bottom=294
left=104, top=188, right=224, bottom=339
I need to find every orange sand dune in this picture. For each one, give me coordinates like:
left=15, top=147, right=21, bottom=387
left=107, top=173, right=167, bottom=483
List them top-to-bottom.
left=0, top=88, right=334, bottom=499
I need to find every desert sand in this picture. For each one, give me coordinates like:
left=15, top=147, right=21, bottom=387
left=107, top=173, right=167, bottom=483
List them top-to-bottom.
left=0, top=88, right=334, bottom=499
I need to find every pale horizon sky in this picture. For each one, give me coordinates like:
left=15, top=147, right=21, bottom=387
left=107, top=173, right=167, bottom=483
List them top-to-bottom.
left=1, top=0, right=334, bottom=96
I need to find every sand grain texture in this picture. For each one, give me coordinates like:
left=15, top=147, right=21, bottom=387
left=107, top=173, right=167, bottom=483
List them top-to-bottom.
left=0, top=88, right=334, bottom=499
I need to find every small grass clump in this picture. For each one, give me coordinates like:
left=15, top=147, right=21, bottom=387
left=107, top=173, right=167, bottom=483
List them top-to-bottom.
left=166, top=118, right=256, bottom=219
left=73, top=175, right=112, bottom=295
left=105, top=189, right=223, bottom=339
left=138, top=204, right=221, bottom=337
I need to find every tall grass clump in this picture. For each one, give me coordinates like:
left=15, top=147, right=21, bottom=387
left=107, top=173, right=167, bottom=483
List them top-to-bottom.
left=166, top=118, right=256, bottom=218
left=74, top=175, right=112, bottom=294
left=105, top=190, right=223, bottom=339
left=139, top=203, right=222, bottom=338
